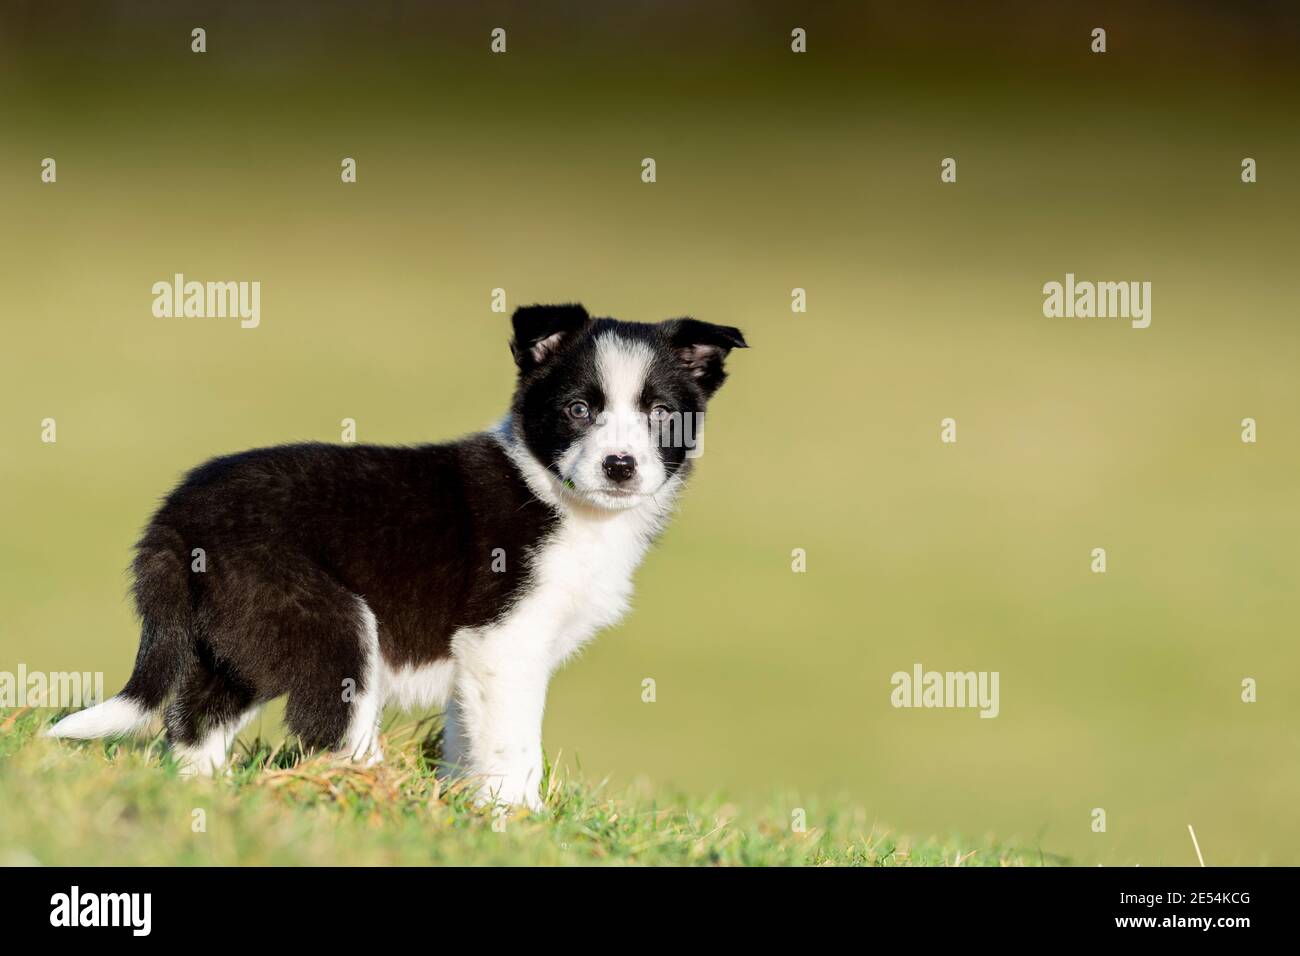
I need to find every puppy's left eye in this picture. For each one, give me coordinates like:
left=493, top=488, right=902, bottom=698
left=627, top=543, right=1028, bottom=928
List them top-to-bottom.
left=567, top=401, right=592, bottom=421
left=649, top=405, right=672, bottom=422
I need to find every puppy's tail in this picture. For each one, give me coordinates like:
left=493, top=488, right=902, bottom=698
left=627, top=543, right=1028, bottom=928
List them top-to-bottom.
left=47, top=529, right=192, bottom=740
left=46, top=695, right=155, bottom=739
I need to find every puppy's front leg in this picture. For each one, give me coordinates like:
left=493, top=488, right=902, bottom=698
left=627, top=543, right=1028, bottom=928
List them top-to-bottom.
left=451, top=633, right=550, bottom=811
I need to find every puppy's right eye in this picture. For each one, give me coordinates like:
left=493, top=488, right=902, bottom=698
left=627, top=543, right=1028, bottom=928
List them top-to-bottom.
left=566, top=401, right=591, bottom=421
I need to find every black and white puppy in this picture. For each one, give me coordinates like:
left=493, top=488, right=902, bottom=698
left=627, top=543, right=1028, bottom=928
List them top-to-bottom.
left=49, top=304, right=746, bottom=808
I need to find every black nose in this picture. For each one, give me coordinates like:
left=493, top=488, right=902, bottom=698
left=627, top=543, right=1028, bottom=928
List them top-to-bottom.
left=602, top=454, right=637, bottom=483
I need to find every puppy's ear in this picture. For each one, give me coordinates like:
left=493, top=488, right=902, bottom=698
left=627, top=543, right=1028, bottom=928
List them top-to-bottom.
left=510, top=304, right=590, bottom=371
left=661, top=318, right=749, bottom=397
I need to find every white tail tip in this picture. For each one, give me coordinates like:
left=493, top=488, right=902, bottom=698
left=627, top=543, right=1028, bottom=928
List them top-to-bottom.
left=46, top=696, right=152, bottom=739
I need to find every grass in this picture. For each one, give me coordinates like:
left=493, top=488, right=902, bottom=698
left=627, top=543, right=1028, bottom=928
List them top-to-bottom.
left=0, top=708, right=1058, bottom=866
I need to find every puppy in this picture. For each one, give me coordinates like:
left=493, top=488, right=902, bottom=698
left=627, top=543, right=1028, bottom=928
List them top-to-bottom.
left=49, top=304, right=747, bottom=808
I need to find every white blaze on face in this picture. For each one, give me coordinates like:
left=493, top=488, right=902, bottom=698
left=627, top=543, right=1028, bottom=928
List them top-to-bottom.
left=559, top=334, right=668, bottom=507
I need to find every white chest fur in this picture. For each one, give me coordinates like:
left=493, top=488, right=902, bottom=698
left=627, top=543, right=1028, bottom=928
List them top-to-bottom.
left=512, top=503, right=663, bottom=668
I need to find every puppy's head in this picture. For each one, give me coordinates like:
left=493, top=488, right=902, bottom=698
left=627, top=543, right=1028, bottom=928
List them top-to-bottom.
left=508, top=304, right=747, bottom=511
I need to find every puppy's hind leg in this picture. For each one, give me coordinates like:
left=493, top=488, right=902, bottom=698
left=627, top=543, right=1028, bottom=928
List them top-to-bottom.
left=281, top=594, right=385, bottom=766
left=340, top=600, right=384, bottom=766
left=165, top=660, right=261, bottom=777
left=174, top=706, right=262, bottom=777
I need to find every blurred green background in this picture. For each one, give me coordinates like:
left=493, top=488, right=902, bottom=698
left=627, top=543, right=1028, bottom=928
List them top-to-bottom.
left=2, top=1, right=1298, bottom=864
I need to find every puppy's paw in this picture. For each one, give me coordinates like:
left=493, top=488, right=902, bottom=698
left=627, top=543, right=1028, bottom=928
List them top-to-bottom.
left=473, top=774, right=544, bottom=813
